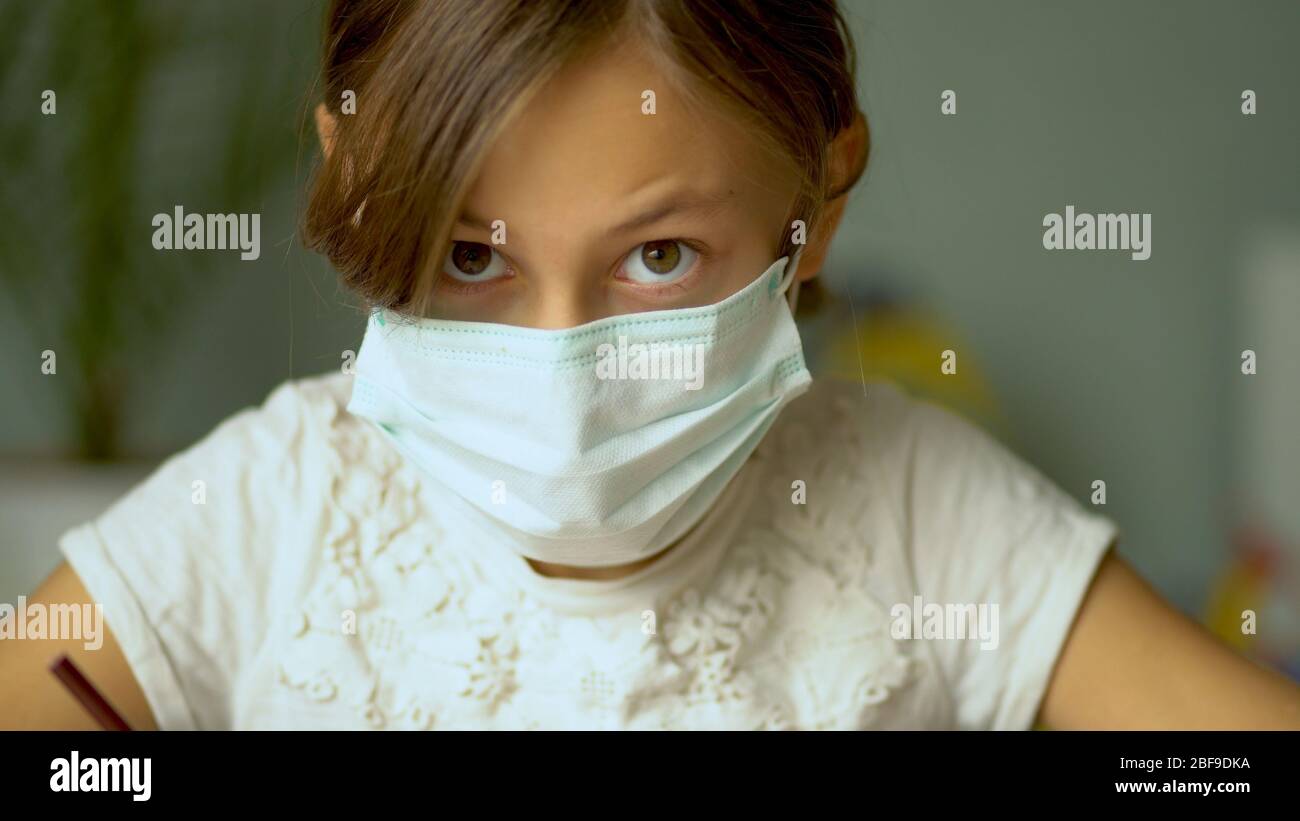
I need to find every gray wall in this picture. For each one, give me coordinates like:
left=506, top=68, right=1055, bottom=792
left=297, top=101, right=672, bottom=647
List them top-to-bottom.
left=829, top=0, right=1300, bottom=612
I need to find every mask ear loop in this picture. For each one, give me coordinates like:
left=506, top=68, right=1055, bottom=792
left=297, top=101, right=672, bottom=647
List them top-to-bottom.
left=779, top=248, right=805, bottom=313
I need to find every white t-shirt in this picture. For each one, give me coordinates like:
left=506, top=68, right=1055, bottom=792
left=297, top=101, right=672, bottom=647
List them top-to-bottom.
left=59, top=371, right=1118, bottom=730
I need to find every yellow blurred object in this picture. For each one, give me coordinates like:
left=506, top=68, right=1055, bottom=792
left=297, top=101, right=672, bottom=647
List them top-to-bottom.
left=820, top=306, right=1005, bottom=434
left=1205, top=529, right=1279, bottom=657
left=1206, top=562, right=1266, bottom=654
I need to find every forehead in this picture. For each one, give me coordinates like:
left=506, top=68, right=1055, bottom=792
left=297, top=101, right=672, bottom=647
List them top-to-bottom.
left=464, top=38, right=789, bottom=226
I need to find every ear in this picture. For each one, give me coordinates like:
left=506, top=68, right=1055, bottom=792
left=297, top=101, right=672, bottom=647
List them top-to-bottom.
left=314, top=102, right=337, bottom=160
left=794, top=110, right=869, bottom=283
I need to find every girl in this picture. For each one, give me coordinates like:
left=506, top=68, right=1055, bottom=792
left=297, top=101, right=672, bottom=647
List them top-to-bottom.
left=4, top=0, right=1299, bottom=730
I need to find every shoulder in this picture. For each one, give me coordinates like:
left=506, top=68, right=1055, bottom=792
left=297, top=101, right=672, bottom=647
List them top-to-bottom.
left=58, top=369, right=373, bottom=594
left=181, top=369, right=365, bottom=480
left=55, top=370, right=378, bottom=728
left=103, top=370, right=360, bottom=525
left=754, top=374, right=1001, bottom=544
left=758, top=374, right=956, bottom=477
left=761, top=374, right=1110, bottom=556
left=60, top=375, right=383, bottom=666
left=749, top=376, right=1118, bottom=729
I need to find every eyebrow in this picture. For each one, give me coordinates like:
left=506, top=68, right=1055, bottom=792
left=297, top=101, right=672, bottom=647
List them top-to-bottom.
left=457, top=188, right=737, bottom=236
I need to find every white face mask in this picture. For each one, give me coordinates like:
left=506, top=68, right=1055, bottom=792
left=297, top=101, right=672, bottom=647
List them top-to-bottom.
left=347, top=252, right=813, bottom=567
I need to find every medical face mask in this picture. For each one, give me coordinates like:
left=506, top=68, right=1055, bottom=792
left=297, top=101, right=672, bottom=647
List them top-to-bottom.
left=346, top=251, right=813, bottom=567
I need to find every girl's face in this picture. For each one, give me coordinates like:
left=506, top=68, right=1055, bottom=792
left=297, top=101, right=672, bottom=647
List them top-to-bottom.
left=432, top=38, right=806, bottom=328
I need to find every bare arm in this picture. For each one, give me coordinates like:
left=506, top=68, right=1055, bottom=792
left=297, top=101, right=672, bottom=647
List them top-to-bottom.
left=1039, top=547, right=1300, bottom=729
left=0, top=561, right=159, bottom=730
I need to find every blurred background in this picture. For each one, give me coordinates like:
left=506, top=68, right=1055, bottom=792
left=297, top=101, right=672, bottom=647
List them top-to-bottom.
left=1, top=0, right=1297, bottom=680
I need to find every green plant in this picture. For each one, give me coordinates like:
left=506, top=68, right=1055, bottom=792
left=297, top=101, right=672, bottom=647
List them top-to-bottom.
left=0, top=0, right=312, bottom=459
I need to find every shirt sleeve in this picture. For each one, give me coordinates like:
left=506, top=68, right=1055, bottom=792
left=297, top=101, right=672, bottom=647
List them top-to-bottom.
left=57, top=377, right=331, bottom=730
left=868, top=382, right=1120, bottom=730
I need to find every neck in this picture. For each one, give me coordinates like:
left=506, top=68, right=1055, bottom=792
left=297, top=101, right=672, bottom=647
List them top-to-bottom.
left=524, top=534, right=685, bottom=581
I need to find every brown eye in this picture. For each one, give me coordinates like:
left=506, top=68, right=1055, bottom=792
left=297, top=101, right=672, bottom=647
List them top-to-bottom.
left=622, top=240, right=697, bottom=284
left=641, top=240, right=680, bottom=274
left=444, top=241, right=507, bottom=282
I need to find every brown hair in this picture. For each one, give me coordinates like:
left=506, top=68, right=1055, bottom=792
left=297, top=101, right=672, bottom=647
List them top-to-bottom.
left=303, top=0, right=866, bottom=317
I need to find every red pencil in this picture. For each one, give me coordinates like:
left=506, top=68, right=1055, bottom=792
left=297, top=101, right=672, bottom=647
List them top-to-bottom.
left=49, top=654, right=133, bottom=731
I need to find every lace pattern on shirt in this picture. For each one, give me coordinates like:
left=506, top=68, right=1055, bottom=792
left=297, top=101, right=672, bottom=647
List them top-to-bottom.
left=273, top=384, right=912, bottom=729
